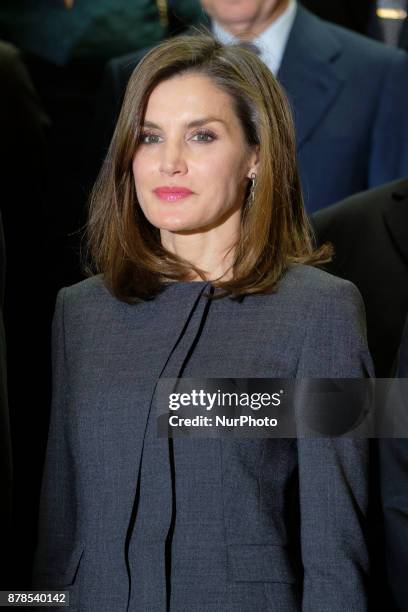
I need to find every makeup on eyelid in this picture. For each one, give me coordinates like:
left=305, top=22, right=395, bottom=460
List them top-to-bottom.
left=139, top=129, right=217, bottom=145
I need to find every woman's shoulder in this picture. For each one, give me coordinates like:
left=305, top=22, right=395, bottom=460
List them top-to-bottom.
left=270, top=264, right=366, bottom=328
left=278, top=264, right=366, bottom=346
left=280, top=264, right=363, bottom=306
left=58, top=267, right=364, bottom=319
left=56, top=274, right=124, bottom=318
left=59, top=274, right=110, bottom=302
left=61, top=274, right=110, bottom=300
left=53, top=275, right=134, bottom=349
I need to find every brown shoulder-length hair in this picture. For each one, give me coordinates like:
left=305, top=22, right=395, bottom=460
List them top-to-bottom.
left=85, top=34, right=330, bottom=302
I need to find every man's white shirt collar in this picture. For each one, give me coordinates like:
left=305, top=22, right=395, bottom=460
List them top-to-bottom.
left=212, top=0, right=297, bottom=75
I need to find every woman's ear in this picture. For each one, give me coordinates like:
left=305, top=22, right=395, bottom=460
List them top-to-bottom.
left=247, top=145, right=260, bottom=179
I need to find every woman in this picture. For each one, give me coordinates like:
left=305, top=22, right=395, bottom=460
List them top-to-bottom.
left=33, top=35, right=372, bottom=611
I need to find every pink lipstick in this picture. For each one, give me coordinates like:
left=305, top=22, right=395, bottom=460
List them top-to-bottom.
left=153, top=186, right=194, bottom=202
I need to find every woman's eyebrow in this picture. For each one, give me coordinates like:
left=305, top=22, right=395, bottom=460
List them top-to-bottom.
left=142, top=117, right=226, bottom=129
left=186, top=117, right=226, bottom=128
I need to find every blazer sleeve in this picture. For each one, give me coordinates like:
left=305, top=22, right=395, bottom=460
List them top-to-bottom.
left=369, top=49, right=408, bottom=188
left=296, top=280, right=373, bottom=612
left=32, top=288, right=78, bottom=586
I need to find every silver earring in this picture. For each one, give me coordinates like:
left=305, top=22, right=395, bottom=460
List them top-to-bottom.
left=248, top=172, right=257, bottom=206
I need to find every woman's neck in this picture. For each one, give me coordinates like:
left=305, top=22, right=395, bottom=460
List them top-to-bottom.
left=160, top=224, right=239, bottom=282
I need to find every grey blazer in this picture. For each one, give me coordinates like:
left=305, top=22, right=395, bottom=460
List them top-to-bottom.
left=33, top=265, right=373, bottom=612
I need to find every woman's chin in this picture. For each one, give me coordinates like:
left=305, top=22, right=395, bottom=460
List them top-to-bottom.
left=152, top=215, right=199, bottom=233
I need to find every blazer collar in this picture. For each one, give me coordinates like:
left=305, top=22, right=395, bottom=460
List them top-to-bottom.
left=278, top=6, right=344, bottom=149
left=383, top=179, right=408, bottom=267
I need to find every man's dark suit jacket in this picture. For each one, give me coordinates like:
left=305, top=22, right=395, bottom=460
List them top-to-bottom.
left=89, top=5, right=408, bottom=213
left=312, top=178, right=408, bottom=378
left=312, top=180, right=408, bottom=612
left=378, top=317, right=408, bottom=612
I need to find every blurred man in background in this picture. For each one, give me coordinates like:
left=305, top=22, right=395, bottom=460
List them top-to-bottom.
left=312, top=176, right=408, bottom=612
left=312, top=178, right=408, bottom=378
left=379, top=316, right=408, bottom=612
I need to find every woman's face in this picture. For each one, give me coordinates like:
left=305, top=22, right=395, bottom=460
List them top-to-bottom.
left=132, top=73, right=258, bottom=237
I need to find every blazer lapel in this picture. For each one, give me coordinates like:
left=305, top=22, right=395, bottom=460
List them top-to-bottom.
left=278, top=6, right=344, bottom=151
left=383, top=181, right=408, bottom=267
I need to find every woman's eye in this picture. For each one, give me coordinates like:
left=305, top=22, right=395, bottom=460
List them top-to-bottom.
left=191, top=131, right=216, bottom=142
left=139, top=133, right=162, bottom=144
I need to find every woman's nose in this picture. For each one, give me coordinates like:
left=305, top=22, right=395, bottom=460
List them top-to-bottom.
left=159, top=141, right=188, bottom=176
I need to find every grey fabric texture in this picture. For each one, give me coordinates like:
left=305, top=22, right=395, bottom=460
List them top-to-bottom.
left=33, top=264, right=373, bottom=611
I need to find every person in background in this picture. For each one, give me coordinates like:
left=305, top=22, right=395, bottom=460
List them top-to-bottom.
left=0, top=0, right=173, bottom=67
left=90, top=0, right=408, bottom=214
left=33, top=35, right=372, bottom=611
left=312, top=178, right=408, bottom=378
left=312, top=179, right=408, bottom=611
left=379, top=315, right=408, bottom=612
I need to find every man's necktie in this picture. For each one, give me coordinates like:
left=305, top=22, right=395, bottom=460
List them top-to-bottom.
left=236, top=41, right=261, bottom=55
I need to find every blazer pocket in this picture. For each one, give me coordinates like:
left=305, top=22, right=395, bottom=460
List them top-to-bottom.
left=34, top=543, right=85, bottom=588
left=227, top=544, right=296, bottom=584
